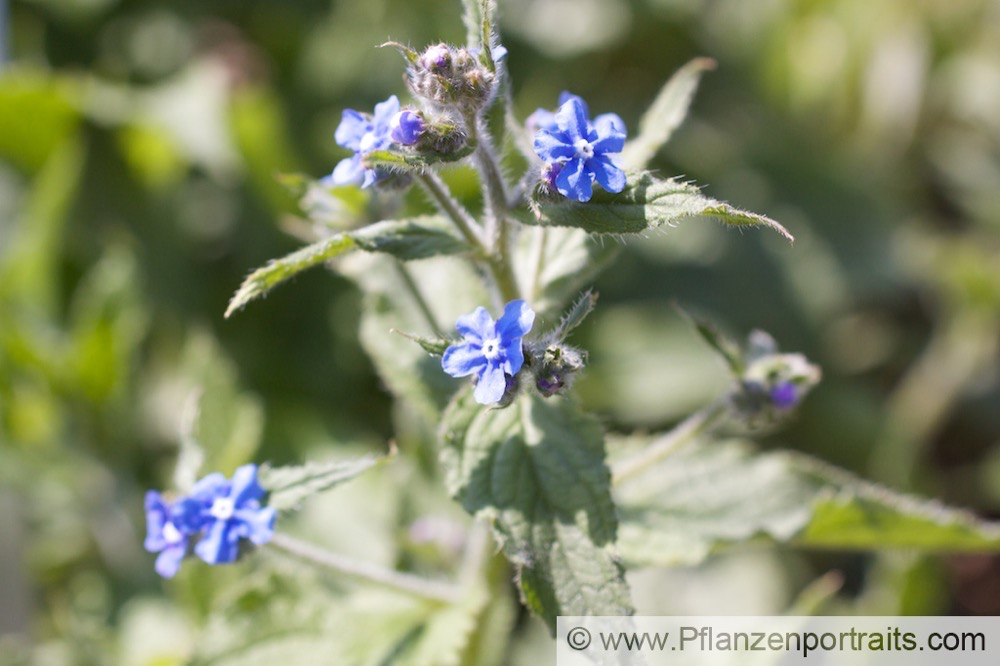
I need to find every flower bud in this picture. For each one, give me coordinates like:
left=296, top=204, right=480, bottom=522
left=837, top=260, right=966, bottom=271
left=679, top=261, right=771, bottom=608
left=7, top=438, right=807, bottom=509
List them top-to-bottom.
left=406, top=43, right=498, bottom=114
left=390, top=109, right=425, bottom=146
left=532, top=343, right=587, bottom=398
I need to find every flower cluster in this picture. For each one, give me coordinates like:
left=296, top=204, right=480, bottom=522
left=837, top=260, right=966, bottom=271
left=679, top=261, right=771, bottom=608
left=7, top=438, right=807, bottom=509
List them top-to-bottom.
left=532, top=93, right=627, bottom=202
left=442, top=300, right=535, bottom=405
left=729, top=331, right=821, bottom=420
left=144, top=464, right=276, bottom=578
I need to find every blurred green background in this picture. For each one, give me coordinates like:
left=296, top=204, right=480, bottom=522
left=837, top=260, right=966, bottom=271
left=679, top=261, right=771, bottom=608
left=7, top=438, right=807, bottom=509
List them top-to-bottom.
left=2, top=0, right=999, bottom=662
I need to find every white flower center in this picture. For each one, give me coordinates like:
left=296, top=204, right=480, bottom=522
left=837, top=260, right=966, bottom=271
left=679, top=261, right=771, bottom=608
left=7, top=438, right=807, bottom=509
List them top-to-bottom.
left=574, top=138, right=594, bottom=159
left=481, top=337, right=502, bottom=361
left=210, top=497, right=235, bottom=520
left=163, top=521, right=182, bottom=543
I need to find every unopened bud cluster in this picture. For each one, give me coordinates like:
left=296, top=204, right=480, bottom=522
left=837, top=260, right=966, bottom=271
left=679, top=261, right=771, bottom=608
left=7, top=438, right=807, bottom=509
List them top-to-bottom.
left=407, top=43, right=498, bottom=115
left=729, top=331, right=821, bottom=420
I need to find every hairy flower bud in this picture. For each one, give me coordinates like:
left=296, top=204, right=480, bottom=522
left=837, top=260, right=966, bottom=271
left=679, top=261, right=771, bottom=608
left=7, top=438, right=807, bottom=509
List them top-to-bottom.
left=406, top=43, right=498, bottom=114
left=532, top=343, right=587, bottom=397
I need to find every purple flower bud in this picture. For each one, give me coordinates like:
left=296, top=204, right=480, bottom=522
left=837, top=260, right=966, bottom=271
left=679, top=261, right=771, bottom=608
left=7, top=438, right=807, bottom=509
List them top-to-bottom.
left=422, top=43, right=450, bottom=70
left=390, top=110, right=425, bottom=146
left=770, top=381, right=798, bottom=410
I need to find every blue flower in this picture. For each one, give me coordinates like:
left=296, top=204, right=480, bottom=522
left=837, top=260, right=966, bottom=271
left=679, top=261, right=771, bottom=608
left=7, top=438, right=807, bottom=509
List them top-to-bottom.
left=326, top=95, right=400, bottom=189
left=533, top=96, right=627, bottom=202
left=390, top=109, right=425, bottom=146
left=442, top=300, right=535, bottom=405
left=143, top=464, right=276, bottom=577
left=189, top=464, right=276, bottom=565
left=144, top=491, right=192, bottom=578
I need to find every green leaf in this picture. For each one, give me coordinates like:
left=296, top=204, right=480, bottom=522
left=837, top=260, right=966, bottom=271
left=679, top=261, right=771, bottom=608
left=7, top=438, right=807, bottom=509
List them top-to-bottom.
left=622, top=57, right=716, bottom=171
left=363, top=145, right=474, bottom=172
left=520, top=172, right=794, bottom=242
left=225, top=217, right=471, bottom=317
left=515, top=226, right=620, bottom=317
left=338, top=253, right=489, bottom=422
left=392, top=329, right=454, bottom=356
left=439, top=388, right=634, bottom=632
left=614, top=439, right=1000, bottom=569
left=259, top=454, right=385, bottom=512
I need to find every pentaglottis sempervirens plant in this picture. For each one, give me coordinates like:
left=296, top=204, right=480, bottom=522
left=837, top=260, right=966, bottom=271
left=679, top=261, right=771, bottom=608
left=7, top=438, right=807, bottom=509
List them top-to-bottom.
left=141, top=1, right=1000, bottom=660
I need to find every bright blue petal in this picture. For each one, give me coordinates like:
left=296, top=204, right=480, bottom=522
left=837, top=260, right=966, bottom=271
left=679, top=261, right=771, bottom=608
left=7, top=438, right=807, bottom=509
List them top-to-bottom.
left=558, top=92, right=587, bottom=118
left=372, top=95, right=400, bottom=135
left=554, top=98, right=589, bottom=141
left=334, top=110, right=370, bottom=151
left=593, top=113, right=626, bottom=142
left=533, top=129, right=575, bottom=162
left=592, top=129, right=625, bottom=156
left=590, top=154, right=626, bottom=193
left=329, top=156, right=365, bottom=187
left=556, top=158, right=592, bottom=202
left=496, top=300, right=535, bottom=342
left=455, top=306, right=493, bottom=341
left=503, top=337, right=524, bottom=375
left=442, top=342, right=487, bottom=378
left=473, top=363, right=507, bottom=404
left=230, top=464, right=263, bottom=506
left=189, top=472, right=227, bottom=499
left=144, top=491, right=169, bottom=551
left=237, top=507, right=276, bottom=545
left=194, top=520, right=241, bottom=565
left=155, top=543, right=187, bottom=578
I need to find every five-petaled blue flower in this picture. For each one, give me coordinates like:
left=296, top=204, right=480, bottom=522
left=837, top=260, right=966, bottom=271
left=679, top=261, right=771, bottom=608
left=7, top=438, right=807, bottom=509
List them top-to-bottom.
left=326, top=95, right=400, bottom=189
left=533, top=95, right=627, bottom=202
left=442, top=300, right=535, bottom=405
left=143, top=464, right=276, bottom=577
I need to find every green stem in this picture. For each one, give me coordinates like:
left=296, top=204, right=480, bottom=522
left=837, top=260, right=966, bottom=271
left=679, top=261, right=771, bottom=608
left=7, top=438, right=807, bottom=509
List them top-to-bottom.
left=467, top=114, right=520, bottom=304
left=417, top=171, right=485, bottom=250
left=392, top=261, right=443, bottom=336
left=611, top=400, right=728, bottom=486
left=268, top=533, right=460, bottom=605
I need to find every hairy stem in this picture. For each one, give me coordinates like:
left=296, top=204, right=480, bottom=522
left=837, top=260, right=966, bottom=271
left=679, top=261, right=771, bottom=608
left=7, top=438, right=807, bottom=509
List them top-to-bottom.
left=467, top=114, right=520, bottom=304
left=417, top=171, right=485, bottom=249
left=611, top=400, right=728, bottom=486
left=269, top=532, right=461, bottom=605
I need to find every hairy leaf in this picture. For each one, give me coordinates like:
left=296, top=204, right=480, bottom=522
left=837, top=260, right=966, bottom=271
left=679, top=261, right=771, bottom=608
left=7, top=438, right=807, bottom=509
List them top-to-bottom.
left=621, top=57, right=716, bottom=171
left=521, top=172, right=793, bottom=242
left=225, top=217, right=470, bottom=317
left=515, top=226, right=620, bottom=317
left=440, top=388, right=633, bottom=632
left=614, top=438, right=1000, bottom=568
left=260, top=454, right=384, bottom=511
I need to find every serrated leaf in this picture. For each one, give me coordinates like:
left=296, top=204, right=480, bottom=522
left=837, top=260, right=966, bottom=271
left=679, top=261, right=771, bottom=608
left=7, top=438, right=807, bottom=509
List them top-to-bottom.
left=622, top=57, right=716, bottom=171
left=520, top=172, right=793, bottom=242
left=225, top=217, right=470, bottom=317
left=440, top=388, right=633, bottom=632
left=614, top=438, right=1000, bottom=569
left=260, top=455, right=383, bottom=511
